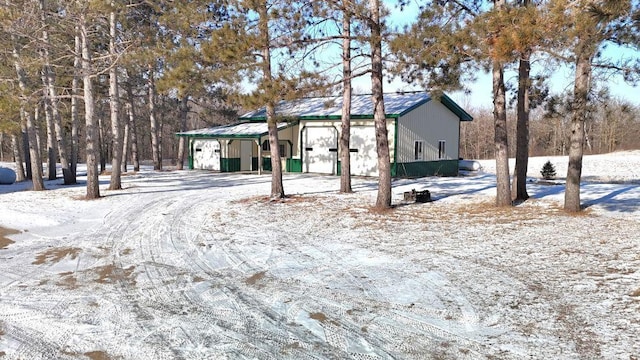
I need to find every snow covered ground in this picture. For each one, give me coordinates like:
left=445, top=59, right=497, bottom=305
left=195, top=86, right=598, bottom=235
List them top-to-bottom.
left=0, top=151, right=639, bottom=360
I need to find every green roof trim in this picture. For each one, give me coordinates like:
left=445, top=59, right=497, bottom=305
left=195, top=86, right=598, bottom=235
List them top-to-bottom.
left=440, top=94, right=473, bottom=121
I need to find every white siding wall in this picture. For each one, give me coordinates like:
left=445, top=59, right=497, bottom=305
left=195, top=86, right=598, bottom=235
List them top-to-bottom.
left=396, top=100, right=459, bottom=162
left=297, top=120, right=395, bottom=159
left=226, top=140, right=241, bottom=158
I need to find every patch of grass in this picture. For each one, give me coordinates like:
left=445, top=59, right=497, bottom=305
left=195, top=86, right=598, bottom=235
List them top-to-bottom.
left=233, top=194, right=321, bottom=205
left=0, top=226, right=19, bottom=250
left=33, top=247, right=82, bottom=265
left=93, top=265, right=136, bottom=285
left=57, top=271, right=79, bottom=289
left=245, top=271, right=266, bottom=286
left=630, top=288, right=640, bottom=297
left=309, top=312, right=327, bottom=323
left=84, top=351, right=112, bottom=360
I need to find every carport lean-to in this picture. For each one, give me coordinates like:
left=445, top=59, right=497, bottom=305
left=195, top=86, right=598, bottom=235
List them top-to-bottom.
left=177, top=122, right=297, bottom=175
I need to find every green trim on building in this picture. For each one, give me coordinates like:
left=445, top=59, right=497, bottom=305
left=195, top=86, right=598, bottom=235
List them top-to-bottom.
left=441, top=94, right=473, bottom=121
left=393, top=119, right=399, bottom=177
left=188, top=140, right=194, bottom=170
left=221, top=158, right=240, bottom=172
left=253, top=158, right=302, bottom=173
left=262, top=158, right=272, bottom=171
left=287, top=158, right=302, bottom=172
left=394, top=160, right=459, bottom=177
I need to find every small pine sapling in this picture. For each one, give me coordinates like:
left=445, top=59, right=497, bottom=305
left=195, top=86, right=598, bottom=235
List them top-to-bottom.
left=540, top=160, right=557, bottom=180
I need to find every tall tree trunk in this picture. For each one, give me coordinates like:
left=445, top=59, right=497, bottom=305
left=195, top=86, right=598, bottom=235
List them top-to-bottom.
left=39, top=0, right=73, bottom=184
left=370, top=0, right=391, bottom=209
left=492, top=0, right=511, bottom=207
left=258, top=2, right=284, bottom=199
left=339, top=2, right=352, bottom=194
left=108, top=3, right=123, bottom=190
left=39, top=6, right=56, bottom=181
left=80, top=16, right=100, bottom=199
left=70, top=26, right=81, bottom=182
left=12, top=37, right=44, bottom=190
left=512, top=49, right=531, bottom=201
left=564, top=50, right=592, bottom=212
left=493, top=60, right=511, bottom=206
left=148, top=65, right=161, bottom=171
left=126, top=83, right=140, bottom=171
left=50, top=86, right=72, bottom=184
left=43, top=90, right=57, bottom=180
left=176, top=96, right=189, bottom=170
left=34, top=106, right=43, bottom=167
left=25, top=109, right=45, bottom=190
left=121, top=112, right=129, bottom=173
left=98, top=115, right=106, bottom=173
left=21, top=119, right=31, bottom=179
left=11, top=134, right=26, bottom=182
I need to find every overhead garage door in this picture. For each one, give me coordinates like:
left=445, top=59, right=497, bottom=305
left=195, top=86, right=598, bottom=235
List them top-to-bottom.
left=302, top=126, right=337, bottom=174
left=350, top=126, right=378, bottom=177
left=192, top=139, right=221, bottom=171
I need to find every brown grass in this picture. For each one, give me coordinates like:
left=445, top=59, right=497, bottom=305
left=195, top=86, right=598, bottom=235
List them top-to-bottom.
left=232, top=194, right=320, bottom=205
left=0, top=226, right=19, bottom=250
left=33, top=247, right=81, bottom=265
left=93, top=265, right=136, bottom=285
left=245, top=271, right=266, bottom=285
left=57, top=272, right=79, bottom=290
left=309, top=312, right=328, bottom=323
left=62, top=349, right=113, bottom=360
left=84, top=351, right=112, bottom=360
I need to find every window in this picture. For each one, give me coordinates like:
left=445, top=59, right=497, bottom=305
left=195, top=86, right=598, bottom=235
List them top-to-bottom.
left=262, top=140, right=288, bottom=157
left=438, top=140, right=446, bottom=159
left=414, top=141, right=423, bottom=161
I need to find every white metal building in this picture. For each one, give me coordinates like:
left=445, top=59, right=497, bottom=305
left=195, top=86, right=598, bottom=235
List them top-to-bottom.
left=177, top=92, right=473, bottom=177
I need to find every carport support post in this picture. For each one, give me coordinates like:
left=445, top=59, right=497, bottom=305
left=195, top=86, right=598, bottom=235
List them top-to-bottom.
left=255, top=139, right=262, bottom=175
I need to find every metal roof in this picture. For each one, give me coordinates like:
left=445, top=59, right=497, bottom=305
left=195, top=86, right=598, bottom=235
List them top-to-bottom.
left=239, top=92, right=473, bottom=121
left=176, top=121, right=295, bottom=138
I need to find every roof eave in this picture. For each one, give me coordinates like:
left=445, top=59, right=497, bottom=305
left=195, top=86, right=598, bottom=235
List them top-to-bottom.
left=441, top=94, right=474, bottom=121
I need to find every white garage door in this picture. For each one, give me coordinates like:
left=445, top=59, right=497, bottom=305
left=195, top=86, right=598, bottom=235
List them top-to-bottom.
left=302, top=126, right=337, bottom=174
left=350, top=126, right=378, bottom=177
left=192, top=139, right=221, bottom=171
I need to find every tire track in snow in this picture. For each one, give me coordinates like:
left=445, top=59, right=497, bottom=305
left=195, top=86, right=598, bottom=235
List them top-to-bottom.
left=0, top=191, right=114, bottom=359
left=199, top=196, right=505, bottom=359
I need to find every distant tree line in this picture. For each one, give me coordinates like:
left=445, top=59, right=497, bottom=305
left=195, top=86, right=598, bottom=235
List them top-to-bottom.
left=461, top=97, right=640, bottom=159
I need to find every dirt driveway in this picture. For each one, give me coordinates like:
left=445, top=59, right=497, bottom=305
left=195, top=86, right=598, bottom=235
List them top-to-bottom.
left=0, top=171, right=639, bottom=359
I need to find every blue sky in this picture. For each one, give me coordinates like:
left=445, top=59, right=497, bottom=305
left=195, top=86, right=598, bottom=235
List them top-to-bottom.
left=372, top=0, right=640, bottom=109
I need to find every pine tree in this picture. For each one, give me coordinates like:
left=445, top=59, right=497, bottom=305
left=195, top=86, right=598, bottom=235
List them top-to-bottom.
left=203, top=0, right=327, bottom=200
left=550, top=0, right=639, bottom=212
left=540, top=160, right=556, bottom=180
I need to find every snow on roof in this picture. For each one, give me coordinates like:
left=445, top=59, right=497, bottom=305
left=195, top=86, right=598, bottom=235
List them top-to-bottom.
left=240, top=92, right=435, bottom=120
left=176, top=121, right=293, bottom=138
